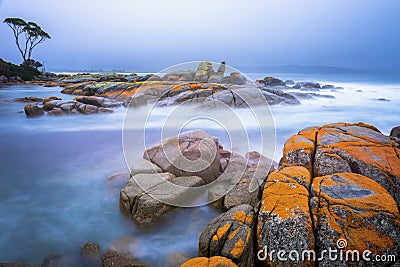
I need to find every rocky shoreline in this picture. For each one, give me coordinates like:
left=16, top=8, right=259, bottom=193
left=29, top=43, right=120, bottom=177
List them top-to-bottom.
left=2, top=61, right=344, bottom=117
left=2, top=62, right=399, bottom=266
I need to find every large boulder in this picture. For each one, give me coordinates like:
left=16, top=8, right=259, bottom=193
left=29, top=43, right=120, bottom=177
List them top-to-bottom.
left=280, top=122, right=400, bottom=207
left=144, top=130, right=221, bottom=183
left=119, top=172, right=205, bottom=227
left=198, top=204, right=255, bottom=267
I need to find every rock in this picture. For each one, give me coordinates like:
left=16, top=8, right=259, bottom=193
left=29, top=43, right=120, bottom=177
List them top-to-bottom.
left=194, top=61, right=214, bottom=82
left=216, top=61, right=226, bottom=76
left=228, top=72, right=246, bottom=85
left=0, top=75, right=8, bottom=83
left=208, top=75, right=222, bottom=83
left=259, top=77, right=285, bottom=87
left=285, top=80, right=295, bottom=86
left=302, top=82, right=321, bottom=89
left=293, top=83, right=301, bottom=89
left=321, top=84, right=335, bottom=89
left=261, top=88, right=301, bottom=105
left=356, top=89, right=363, bottom=93
left=290, top=92, right=335, bottom=99
left=14, top=96, right=43, bottom=102
left=43, top=96, right=62, bottom=102
left=74, top=96, right=121, bottom=108
left=376, top=97, right=390, bottom=101
left=43, top=100, right=113, bottom=115
left=24, top=104, right=44, bottom=117
left=280, top=122, right=400, bottom=206
left=390, top=126, right=400, bottom=143
left=144, top=130, right=221, bottom=183
left=223, top=152, right=274, bottom=209
left=130, top=158, right=163, bottom=176
left=257, top=166, right=315, bottom=266
left=257, top=166, right=400, bottom=266
left=119, top=172, right=205, bottom=227
left=310, top=172, right=400, bottom=266
left=198, top=204, right=255, bottom=267
left=80, top=242, right=101, bottom=267
left=101, top=251, right=147, bottom=267
left=166, top=253, right=192, bottom=267
left=181, top=256, right=238, bottom=267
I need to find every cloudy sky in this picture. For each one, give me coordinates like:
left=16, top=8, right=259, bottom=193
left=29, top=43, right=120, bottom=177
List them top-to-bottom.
left=0, top=0, right=399, bottom=72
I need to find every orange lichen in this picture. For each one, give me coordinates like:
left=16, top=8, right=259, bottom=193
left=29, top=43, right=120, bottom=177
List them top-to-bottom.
left=312, top=173, right=399, bottom=251
left=232, top=211, right=246, bottom=223
left=212, top=223, right=231, bottom=241
left=228, top=227, right=240, bottom=240
left=230, top=239, right=245, bottom=258
left=182, top=256, right=238, bottom=267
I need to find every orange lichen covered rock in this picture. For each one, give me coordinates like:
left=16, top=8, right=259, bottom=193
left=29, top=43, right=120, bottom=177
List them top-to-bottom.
left=281, top=122, right=400, bottom=206
left=280, top=126, right=319, bottom=172
left=257, top=166, right=315, bottom=266
left=310, top=172, right=400, bottom=266
left=198, top=205, right=255, bottom=267
left=182, top=256, right=238, bottom=267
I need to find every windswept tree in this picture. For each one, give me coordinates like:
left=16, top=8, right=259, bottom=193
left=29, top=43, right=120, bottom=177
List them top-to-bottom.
left=3, top=18, right=51, bottom=67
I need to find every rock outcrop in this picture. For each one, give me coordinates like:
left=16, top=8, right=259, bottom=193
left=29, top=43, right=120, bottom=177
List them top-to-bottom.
left=257, top=122, right=400, bottom=266
left=280, top=122, right=400, bottom=206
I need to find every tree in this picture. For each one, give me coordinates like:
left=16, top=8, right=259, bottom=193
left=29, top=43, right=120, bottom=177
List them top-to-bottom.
left=3, top=18, right=51, bottom=67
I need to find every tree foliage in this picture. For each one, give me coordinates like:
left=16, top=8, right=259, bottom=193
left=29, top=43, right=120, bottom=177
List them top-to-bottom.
left=3, top=17, right=51, bottom=67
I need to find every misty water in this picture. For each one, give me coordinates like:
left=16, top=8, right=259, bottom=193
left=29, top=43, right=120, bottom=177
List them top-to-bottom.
left=0, top=74, right=399, bottom=266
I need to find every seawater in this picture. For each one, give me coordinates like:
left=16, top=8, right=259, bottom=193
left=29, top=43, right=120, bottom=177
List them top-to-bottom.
left=0, top=74, right=399, bottom=266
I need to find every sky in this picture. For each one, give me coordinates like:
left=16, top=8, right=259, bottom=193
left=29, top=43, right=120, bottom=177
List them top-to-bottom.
left=0, top=0, right=399, bottom=72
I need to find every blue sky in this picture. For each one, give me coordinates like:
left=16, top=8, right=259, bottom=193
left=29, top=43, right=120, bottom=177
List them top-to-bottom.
left=0, top=0, right=399, bottom=72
